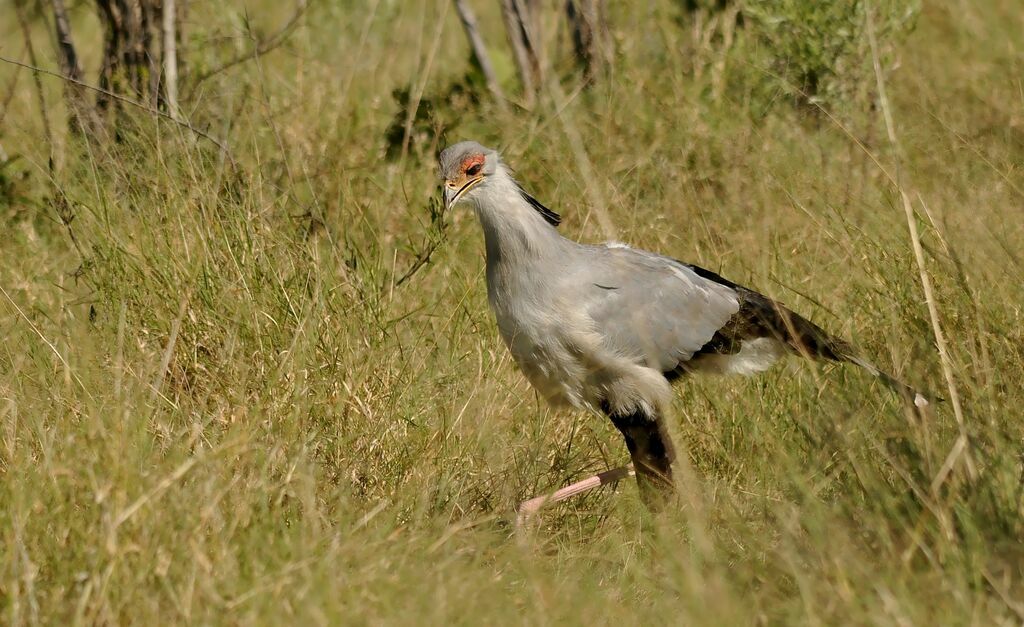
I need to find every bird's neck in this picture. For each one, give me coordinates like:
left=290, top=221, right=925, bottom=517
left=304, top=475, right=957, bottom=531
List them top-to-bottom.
left=472, top=170, right=566, bottom=269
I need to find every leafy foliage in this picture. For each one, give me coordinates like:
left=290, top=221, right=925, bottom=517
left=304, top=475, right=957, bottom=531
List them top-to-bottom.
left=742, top=0, right=920, bottom=106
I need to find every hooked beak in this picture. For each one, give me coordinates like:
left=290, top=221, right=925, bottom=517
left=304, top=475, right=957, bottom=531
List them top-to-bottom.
left=443, top=176, right=483, bottom=211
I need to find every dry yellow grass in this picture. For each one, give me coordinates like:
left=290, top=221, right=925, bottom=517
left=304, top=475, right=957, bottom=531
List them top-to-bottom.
left=1, top=0, right=1022, bottom=623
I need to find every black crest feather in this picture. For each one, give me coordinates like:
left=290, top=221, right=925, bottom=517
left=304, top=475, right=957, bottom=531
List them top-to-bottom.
left=518, top=186, right=561, bottom=227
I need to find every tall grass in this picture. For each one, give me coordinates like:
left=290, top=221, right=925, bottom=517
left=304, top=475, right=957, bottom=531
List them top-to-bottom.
left=1, top=0, right=1022, bottom=623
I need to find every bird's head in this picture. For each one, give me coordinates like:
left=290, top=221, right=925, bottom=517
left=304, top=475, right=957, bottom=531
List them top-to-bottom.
left=438, top=141, right=500, bottom=211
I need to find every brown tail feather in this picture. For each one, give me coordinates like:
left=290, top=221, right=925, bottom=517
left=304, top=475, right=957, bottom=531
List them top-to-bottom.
left=683, top=262, right=934, bottom=406
left=744, top=296, right=934, bottom=407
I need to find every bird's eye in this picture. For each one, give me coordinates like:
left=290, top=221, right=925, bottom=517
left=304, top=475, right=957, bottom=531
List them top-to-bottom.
left=466, top=163, right=483, bottom=176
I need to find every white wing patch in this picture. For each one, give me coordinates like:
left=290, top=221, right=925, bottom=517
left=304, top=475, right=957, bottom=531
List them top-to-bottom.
left=603, top=241, right=630, bottom=250
left=690, top=337, right=787, bottom=376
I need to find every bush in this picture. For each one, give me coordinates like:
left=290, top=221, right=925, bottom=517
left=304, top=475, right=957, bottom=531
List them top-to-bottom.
left=742, top=0, right=920, bottom=107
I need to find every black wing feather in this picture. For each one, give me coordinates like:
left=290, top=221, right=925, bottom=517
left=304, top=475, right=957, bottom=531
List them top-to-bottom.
left=680, top=261, right=851, bottom=361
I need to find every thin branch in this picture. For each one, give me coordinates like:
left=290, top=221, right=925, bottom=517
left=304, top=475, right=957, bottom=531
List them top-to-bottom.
left=13, top=0, right=54, bottom=170
left=50, top=0, right=99, bottom=135
left=50, top=0, right=84, bottom=83
left=162, top=0, right=181, bottom=121
left=188, top=0, right=308, bottom=91
left=398, top=0, right=450, bottom=163
left=452, top=0, right=507, bottom=109
left=499, top=0, right=539, bottom=107
left=513, top=0, right=544, bottom=76
left=565, top=0, right=610, bottom=84
left=864, top=2, right=976, bottom=487
left=0, top=46, right=26, bottom=130
left=0, top=55, right=236, bottom=168
left=544, top=76, right=616, bottom=238
left=393, top=198, right=450, bottom=288
left=393, top=238, right=445, bottom=288
left=0, top=282, right=87, bottom=394
left=149, top=294, right=190, bottom=409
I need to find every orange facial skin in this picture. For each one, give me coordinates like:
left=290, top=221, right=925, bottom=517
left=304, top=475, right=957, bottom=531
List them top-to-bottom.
left=460, top=154, right=485, bottom=175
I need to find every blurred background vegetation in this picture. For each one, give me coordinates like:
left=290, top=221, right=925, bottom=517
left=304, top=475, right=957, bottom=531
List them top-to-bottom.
left=1, top=0, right=1023, bottom=623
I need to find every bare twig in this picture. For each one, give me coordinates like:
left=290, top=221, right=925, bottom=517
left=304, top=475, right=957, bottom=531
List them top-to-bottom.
left=13, top=0, right=54, bottom=169
left=50, top=0, right=99, bottom=135
left=50, top=0, right=83, bottom=82
left=94, top=0, right=163, bottom=112
left=162, top=0, right=181, bottom=121
left=188, top=0, right=308, bottom=91
left=338, top=0, right=381, bottom=111
left=398, top=0, right=449, bottom=163
left=452, top=0, right=507, bottom=109
left=500, top=0, right=540, bottom=108
left=514, top=0, right=544, bottom=76
left=565, top=0, right=610, bottom=84
left=864, top=2, right=976, bottom=488
left=0, top=47, right=26, bottom=130
left=0, top=56, right=236, bottom=167
left=544, top=76, right=616, bottom=239
left=394, top=198, right=450, bottom=288
left=393, top=238, right=446, bottom=288
left=0, top=282, right=87, bottom=394
left=149, top=295, right=189, bottom=409
left=112, top=456, right=198, bottom=532
left=981, top=568, right=1024, bottom=622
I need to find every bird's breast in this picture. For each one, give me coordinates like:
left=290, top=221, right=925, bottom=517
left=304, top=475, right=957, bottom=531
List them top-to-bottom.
left=485, top=266, right=589, bottom=406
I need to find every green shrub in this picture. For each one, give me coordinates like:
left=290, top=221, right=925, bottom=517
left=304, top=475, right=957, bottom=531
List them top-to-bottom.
left=742, top=0, right=920, bottom=107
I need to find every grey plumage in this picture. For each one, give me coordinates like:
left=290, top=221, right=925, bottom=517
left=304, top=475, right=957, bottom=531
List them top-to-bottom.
left=438, top=140, right=929, bottom=503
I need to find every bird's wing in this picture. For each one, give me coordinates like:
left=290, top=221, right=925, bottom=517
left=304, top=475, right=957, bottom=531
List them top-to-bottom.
left=578, top=245, right=741, bottom=373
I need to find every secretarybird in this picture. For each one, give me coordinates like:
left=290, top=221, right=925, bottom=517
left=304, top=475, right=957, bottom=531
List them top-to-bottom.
left=438, top=140, right=929, bottom=512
